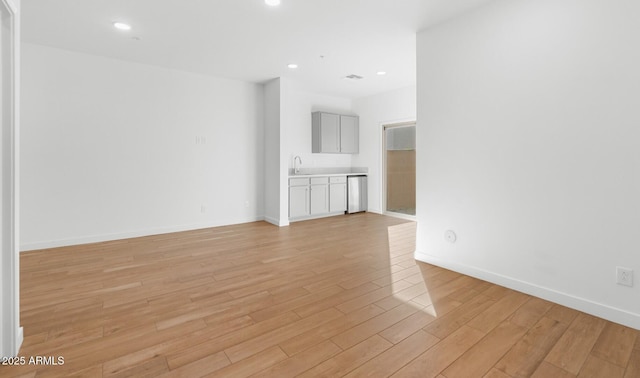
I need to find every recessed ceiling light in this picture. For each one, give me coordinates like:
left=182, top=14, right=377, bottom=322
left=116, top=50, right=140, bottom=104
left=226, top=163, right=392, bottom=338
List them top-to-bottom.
left=265, top=0, right=281, bottom=6
left=113, top=22, right=132, bottom=31
left=287, top=63, right=298, bottom=69
left=377, top=71, right=387, bottom=76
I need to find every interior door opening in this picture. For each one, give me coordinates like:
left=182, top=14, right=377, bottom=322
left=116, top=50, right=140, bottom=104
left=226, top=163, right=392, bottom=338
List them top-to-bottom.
left=384, top=123, right=416, bottom=218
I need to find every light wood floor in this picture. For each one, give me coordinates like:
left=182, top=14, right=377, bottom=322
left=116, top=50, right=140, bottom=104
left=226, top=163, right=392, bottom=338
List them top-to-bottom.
left=3, top=213, right=639, bottom=377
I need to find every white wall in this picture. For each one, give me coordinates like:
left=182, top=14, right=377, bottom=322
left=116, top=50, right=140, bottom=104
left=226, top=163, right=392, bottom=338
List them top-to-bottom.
left=416, top=0, right=640, bottom=328
left=21, top=43, right=265, bottom=250
left=263, top=78, right=283, bottom=226
left=352, top=86, right=416, bottom=213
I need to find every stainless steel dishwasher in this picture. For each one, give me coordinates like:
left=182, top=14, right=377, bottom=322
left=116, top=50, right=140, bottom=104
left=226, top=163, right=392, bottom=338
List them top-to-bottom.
left=347, top=175, right=368, bottom=213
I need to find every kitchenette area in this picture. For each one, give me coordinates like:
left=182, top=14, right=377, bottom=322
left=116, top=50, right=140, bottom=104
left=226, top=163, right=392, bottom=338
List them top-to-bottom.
left=263, top=78, right=414, bottom=228
left=288, top=111, right=368, bottom=222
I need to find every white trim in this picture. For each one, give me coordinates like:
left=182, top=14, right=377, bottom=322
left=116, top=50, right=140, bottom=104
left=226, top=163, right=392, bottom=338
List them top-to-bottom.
left=0, top=0, right=17, bottom=14
left=1, top=0, right=21, bottom=358
left=288, top=211, right=348, bottom=223
left=384, top=211, right=416, bottom=222
left=264, top=215, right=289, bottom=227
left=20, top=217, right=265, bottom=252
left=415, top=251, right=640, bottom=330
left=15, top=326, right=22, bottom=350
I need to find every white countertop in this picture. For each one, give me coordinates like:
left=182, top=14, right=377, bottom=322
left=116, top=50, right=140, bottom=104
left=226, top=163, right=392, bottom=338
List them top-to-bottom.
left=288, top=166, right=368, bottom=179
left=289, top=172, right=367, bottom=179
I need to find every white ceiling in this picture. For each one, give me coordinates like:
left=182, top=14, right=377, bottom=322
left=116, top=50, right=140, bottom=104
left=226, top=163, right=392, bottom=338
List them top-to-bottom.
left=22, top=0, right=494, bottom=99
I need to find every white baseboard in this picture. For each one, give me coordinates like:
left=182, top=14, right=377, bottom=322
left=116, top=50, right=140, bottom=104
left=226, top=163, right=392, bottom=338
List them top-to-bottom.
left=264, top=216, right=289, bottom=227
left=20, top=217, right=265, bottom=252
left=415, top=251, right=640, bottom=330
left=1, top=327, right=23, bottom=358
left=16, top=327, right=23, bottom=355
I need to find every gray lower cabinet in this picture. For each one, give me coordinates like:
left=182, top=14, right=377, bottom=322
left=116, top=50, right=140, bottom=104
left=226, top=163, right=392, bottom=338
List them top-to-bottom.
left=289, top=176, right=347, bottom=220
left=309, top=177, right=329, bottom=215
left=329, top=177, right=347, bottom=213
left=289, top=185, right=309, bottom=218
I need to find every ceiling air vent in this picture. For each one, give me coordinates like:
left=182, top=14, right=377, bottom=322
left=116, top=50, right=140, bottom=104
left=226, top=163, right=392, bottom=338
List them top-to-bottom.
left=344, top=74, right=364, bottom=80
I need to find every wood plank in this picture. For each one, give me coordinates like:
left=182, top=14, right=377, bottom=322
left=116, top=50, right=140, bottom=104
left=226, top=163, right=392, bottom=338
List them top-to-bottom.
left=335, top=280, right=414, bottom=314
left=293, top=282, right=380, bottom=318
left=248, top=285, right=344, bottom=322
left=467, top=291, right=529, bottom=333
left=422, top=294, right=495, bottom=339
left=508, top=297, right=554, bottom=329
left=331, top=302, right=420, bottom=350
left=279, top=304, right=385, bottom=356
left=545, top=304, right=580, bottom=326
left=224, top=308, right=343, bottom=363
left=378, top=310, right=436, bottom=344
left=166, top=311, right=300, bottom=369
left=544, top=313, right=607, bottom=375
left=495, top=317, right=568, bottom=377
left=443, top=320, right=528, bottom=377
left=590, top=322, right=637, bottom=368
left=391, top=325, right=485, bottom=377
left=344, top=330, right=440, bottom=377
left=297, top=335, right=393, bottom=377
left=252, top=340, right=341, bottom=377
left=203, top=346, right=288, bottom=378
left=625, top=348, right=640, bottom=378
left=159, top=352, right=230, bottom=378
left=577, top=355, right=625, bottom=378
left=107, top=356, right=169, bottom=378
left=532, top=362, right=576, bottom=378
left=483, top=368, right=512, bottom=378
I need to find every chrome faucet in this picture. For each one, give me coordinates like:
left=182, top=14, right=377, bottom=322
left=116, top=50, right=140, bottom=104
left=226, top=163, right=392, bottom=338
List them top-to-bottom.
left=294, top=156, right=302, bottom=174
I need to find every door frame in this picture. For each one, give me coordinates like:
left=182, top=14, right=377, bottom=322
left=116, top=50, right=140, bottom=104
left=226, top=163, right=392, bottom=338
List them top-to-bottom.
left=1, top=0, right=21, bottom=358
left=382, top=121, right=416, bottom=220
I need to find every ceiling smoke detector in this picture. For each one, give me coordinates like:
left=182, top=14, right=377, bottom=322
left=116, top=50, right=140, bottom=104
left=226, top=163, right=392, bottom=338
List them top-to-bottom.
left=344, top=74, right=364, bottom=80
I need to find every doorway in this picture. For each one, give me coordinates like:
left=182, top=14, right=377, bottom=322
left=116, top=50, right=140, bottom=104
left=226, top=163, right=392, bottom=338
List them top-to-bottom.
left=383, top=123, right=416, bottom=218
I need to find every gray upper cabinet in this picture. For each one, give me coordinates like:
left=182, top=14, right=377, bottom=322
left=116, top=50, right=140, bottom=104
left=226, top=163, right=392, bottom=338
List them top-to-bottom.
left=312, top=112, right=359, bottom=154
left=312, top=112, right=340, bottom=153
left=339, top=115, right=359, bottom=153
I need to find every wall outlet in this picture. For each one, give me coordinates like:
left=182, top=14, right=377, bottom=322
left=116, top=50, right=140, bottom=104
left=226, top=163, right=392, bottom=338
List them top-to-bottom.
left=245, top=201, right=250, bottom=208
left=200, top=205, right=207, bottom=213
left=616, top=267, right=633, bottom=287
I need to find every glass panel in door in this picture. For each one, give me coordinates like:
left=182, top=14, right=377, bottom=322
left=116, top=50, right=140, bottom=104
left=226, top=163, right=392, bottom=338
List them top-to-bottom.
left=385, top=125, right=416, bottom=216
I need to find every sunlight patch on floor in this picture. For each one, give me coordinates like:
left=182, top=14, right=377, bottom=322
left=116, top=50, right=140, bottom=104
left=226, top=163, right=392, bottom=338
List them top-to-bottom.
left=386, top=222, right=437, bottom=317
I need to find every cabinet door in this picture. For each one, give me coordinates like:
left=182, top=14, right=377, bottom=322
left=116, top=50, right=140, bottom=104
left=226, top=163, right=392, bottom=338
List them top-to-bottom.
left=313, top=113, right=340, bottom=153
left=340, top=115, right=359, bottom=153
left=329, top=183, right=347, bottom=213
left=310, top=184, right=329, bottom=215
left=289, top=186, right=309, bottom=218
